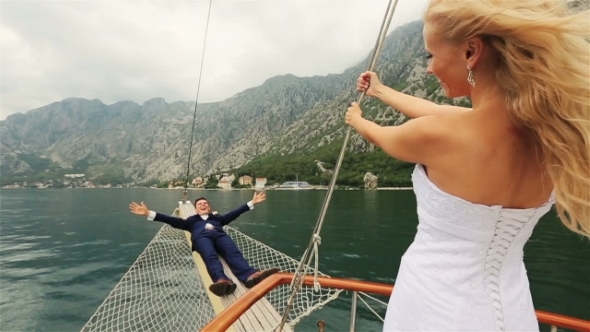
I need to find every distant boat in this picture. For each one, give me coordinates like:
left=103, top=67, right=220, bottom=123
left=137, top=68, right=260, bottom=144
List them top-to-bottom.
left=273, top=174, right=314, bottom=190
left=276, top=175, right=313, bottom=190
left=276, top=180, right=313, bottom=190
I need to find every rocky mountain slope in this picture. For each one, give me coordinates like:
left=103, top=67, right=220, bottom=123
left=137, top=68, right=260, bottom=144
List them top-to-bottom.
left=8, top=0, right=586, bottom=188
left=1, top=20, right=438, bottom=186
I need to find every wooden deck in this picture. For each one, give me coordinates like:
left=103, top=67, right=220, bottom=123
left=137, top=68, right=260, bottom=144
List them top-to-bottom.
left=177, top=201, right=292, bottom=332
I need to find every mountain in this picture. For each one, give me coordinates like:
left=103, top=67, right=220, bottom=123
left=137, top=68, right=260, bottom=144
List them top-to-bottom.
left=0, top=20, right=462, bottom=188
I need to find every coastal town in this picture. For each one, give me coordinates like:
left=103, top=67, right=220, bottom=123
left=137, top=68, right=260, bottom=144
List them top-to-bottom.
left=0, top=171, right=404, bottom=190
left=0, top=173, right=304, bottom=190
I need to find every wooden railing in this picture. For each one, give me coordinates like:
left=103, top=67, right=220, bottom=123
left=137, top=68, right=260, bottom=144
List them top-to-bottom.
left=200, top=273, right=590, bottom=332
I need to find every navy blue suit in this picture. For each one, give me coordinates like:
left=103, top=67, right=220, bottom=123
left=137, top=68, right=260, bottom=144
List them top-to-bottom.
left=151, top=203, right=257, bottom=283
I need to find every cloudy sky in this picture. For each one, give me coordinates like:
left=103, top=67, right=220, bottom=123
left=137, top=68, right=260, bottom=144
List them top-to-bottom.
left=1, top=0, right=429, bottom=120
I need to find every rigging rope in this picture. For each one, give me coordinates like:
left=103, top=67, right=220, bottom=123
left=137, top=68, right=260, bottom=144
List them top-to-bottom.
left=182, top=0, right=213, bottom=201
left=276, top=0, right=400, bottom=330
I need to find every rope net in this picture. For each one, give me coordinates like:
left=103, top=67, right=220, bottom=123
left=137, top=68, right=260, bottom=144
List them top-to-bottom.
left=81, top=206, right=342, bottom=332
left=80, top=223, right=216, bottom=332
left=224, top=226, right=342, bottom=329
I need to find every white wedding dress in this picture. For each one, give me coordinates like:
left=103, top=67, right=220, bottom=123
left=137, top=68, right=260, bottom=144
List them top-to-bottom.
left=383, top=164, right=554, bottom=332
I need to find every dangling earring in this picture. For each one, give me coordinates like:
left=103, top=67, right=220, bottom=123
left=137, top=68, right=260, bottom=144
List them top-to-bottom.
left=467, top=66, right=475, bottom=87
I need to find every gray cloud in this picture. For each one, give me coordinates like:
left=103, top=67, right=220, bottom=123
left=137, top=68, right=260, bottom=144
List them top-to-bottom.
left=0, top=0, right=429, bottom=120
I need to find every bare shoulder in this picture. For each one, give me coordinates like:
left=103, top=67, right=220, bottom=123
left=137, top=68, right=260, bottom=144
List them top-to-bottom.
left=376, top=113, right=461, bottom=165
left=403, top=114, right=451, bottom=139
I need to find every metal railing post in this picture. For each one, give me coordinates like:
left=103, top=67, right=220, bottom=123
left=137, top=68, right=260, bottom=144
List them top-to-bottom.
left=350, top=291, right=358, bottom=332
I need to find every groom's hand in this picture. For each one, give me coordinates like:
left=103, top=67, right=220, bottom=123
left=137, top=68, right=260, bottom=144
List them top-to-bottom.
left=252, top=191, right=266, bottom=205
left=129, top=201, right=149, bottom=216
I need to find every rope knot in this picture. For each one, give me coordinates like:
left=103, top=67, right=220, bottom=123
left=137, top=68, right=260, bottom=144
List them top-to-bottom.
left=312, top=234, right=322, bottom=245
left=313, top=280, right=321, bottom=292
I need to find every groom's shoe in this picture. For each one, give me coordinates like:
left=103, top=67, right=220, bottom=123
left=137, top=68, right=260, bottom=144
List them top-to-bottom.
left=244, top=268, right=280, bottom=289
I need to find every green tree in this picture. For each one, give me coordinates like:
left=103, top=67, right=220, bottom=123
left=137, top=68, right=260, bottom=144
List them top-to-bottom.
left=204, top=177, right=220, bottom=189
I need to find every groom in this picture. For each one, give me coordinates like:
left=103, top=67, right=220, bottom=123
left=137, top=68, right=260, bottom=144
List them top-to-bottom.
left=129, top=192, right=280, bottom=297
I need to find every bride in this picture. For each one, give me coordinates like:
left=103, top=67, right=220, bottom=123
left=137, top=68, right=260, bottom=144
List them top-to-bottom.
left=345, top=0, right=589, bottom=330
